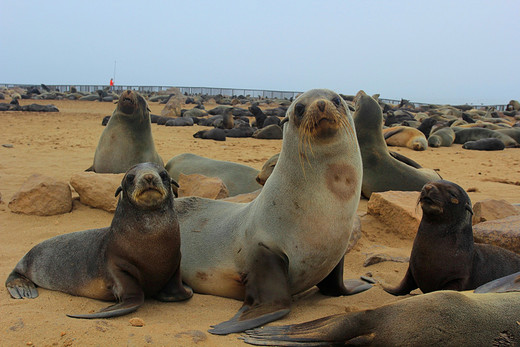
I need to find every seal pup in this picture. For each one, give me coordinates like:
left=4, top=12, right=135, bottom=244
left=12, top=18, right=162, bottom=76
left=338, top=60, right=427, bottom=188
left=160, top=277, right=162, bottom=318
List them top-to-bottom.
left=175, top=89, right=371, bottom=335
left=90, top=90, right=163, bottom=173
left=353, top=92, right=440, bottom=198
left=462, top=138, right=505, bottom=151
left=255, top=153, right=280, bottom=185
left=5, top=163, right=192, bottom=318
left=383, top=180, right=520, bottom=296
left=242, top=290, right=520, bottom=346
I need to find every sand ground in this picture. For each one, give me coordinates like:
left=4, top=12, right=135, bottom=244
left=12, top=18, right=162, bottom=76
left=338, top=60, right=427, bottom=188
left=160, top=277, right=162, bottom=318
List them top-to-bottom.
left=1, top=98, right=519, bottom=346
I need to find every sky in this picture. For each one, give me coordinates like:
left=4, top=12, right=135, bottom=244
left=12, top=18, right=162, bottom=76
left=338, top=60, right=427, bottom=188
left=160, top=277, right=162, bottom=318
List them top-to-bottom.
left=1, top=1, right=519, bottom=105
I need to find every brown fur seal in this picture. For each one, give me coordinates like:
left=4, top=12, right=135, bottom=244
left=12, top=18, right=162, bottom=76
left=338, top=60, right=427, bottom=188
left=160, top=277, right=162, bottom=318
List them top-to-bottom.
left=175, top=89, right=371, bottom=335
left=90, top=90, right=163, bottom=173
left=353, top=92, right=440, bottom=198
left=383, top=126, right=428, bottom=151
left=427, top=126, right=455, bottom=147
left=255, top=153, right=279, bottom=185
left=5, top=163, right=192, bottom=318
left=384, top=180, right=520, bottom=295
left=242, top=290, right=520, bottom=345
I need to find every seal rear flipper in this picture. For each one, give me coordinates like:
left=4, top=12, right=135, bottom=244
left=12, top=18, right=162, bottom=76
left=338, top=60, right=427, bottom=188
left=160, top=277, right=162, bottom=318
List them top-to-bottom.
left=383, top=128, right=404, bottom=140
left=85, top=165, right=94, bottom=172
left=208, top=242, right=292, bottom=335
left=317, top=257, right=372, bottom=296
left=382, top=267, right=418, bottom=296
left=5, top=271, right=38, bottom=299
left=474, top=271, right=520, bottom=293
left=66, top=296, right=144, bottom=319
left=241, top=312, right=373, bottom=346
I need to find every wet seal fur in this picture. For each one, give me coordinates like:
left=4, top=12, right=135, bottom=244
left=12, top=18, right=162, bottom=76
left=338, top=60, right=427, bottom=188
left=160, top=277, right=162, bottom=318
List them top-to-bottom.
left=175, top=89, right=371, bottom=335
left=90, top=90, right=163, bottom=173
left=353, top=92, right=440, bottom=198
left=5, top=163, right=192, bottom=318
left=384, top=180, right=520, bottom=295
left=242, top=290, right=520, bottom=346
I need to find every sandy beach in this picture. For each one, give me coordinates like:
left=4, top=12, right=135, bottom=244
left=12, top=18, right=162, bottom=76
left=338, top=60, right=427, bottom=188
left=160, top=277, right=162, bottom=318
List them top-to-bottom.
left=1, top=97, right=520, bottom=346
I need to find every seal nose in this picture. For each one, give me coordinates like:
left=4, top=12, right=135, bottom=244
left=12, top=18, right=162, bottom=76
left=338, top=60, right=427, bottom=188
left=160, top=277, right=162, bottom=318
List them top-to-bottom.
left=317, top=100, right=326, bottom=112
left=143, top=174, right=155, bottom=184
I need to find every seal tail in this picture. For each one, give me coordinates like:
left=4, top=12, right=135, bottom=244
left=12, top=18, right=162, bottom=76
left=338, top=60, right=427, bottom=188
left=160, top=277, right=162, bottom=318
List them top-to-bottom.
left=240, top=313, right=373, bottom=346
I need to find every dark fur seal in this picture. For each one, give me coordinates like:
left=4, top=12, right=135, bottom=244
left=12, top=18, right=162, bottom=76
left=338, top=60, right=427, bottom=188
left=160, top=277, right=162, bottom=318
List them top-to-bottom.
left=176, top=89, right=371, bottom=335
left=90, top=90, right=163, bottom=173
left=193, top=128, right=226, bottom=141
left=462, top=138, right=505, bottom=151
left=5, top=163, right=192, bottom=318
left=384, top=180, right=520, bottom=295
left=242, top=291, right=520, bottom=346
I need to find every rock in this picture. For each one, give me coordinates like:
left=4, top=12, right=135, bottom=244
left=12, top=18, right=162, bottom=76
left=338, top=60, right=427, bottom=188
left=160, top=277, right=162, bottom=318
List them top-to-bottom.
left=160, top=88, right=186, bottom=118
left=70, top=172, right=124, bottom=212
left=178, top=173, right=229, bottom=199
left=9, top=174, right=72, bottom=216
left=222, top=189, right=261, bottom=203
left=367, top=191, right=422, bottom=238
left=472, top=199, right=519, bottom=225
left=473, top=215, right=520, bottom=254
left=129, top=317, right=145, bottom=327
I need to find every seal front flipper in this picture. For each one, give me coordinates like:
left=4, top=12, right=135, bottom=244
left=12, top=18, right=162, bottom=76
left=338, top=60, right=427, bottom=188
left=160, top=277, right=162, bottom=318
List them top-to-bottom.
left=388, top=150, right=422, bottom=169
left=208, top=243, right=291, bottom=335
left=317, top=257, right=372, bottom=296
left=154, top=263, right=193, bottom=302
left=68, top=264, right=145, bottom=319
left=382, top=266, right=418, bottom=296
left=5, top=271, right=38, bottom=299
left=474, top=271, right=520, bottom=294
left=242, top=312, right=373, bottom=346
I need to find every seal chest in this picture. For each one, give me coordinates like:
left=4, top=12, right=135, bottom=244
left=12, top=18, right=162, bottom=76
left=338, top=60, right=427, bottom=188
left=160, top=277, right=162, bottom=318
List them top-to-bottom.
left=176, top=89, right=369, bottom=335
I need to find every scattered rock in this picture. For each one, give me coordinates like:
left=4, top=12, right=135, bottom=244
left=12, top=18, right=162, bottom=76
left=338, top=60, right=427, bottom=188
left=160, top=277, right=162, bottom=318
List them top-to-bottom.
left=160, top=88, right=186, bottom=118
left=2, top=144, right=14, bottom=148
left=70, top=172, right=124, bottom=212
left=178, top=173, right=229, bottom=200
left=9, top=174, right=72, bottom=216
left=367, top=191, right=422, bottom=238
left=472, top=199, right=519, bottom=225
left=473, top=215, right=520, bottom=254
left=363, top=253, right=410, bottom=267
left=129, top=317, right=145, bottom=327
left=175, top=330, right=207, bottom=344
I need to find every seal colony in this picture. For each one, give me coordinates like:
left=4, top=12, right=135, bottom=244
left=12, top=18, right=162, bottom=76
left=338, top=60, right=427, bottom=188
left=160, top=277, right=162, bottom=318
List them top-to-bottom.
left=174, top=89, right=371, bottom=335
left=5, top=163, right=192, bottom=318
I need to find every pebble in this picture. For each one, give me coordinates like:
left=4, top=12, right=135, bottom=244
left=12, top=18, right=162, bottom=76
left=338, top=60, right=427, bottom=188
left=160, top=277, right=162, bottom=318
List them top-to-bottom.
left=129, top=318, right=145, bottom=327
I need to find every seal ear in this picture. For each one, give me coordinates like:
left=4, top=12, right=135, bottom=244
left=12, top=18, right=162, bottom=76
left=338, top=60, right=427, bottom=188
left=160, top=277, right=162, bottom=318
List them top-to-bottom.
left=280, top=117, right=289, bottom=127
left=171, top=178, right=179, bottom=188
left=171, top=179, right=180, bottom=198
left=115, top=186, right=123, bottom=197
left=465, top=203, right=473, bottom=215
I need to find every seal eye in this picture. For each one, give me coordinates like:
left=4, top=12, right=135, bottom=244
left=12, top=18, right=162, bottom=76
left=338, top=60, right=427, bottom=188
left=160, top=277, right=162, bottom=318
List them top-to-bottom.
left=331, top=96, right=342, bottom=106
left=294, top=103, right=305, bottom=119
left=159, top=171, right=169, bottom=182
left=126, top=174, right=135, bottom=184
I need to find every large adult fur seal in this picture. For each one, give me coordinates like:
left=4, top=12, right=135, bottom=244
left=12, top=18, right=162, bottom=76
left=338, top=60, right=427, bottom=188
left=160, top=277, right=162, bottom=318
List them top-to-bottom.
left=175, top=89, right=371, bottom=335
left=90, top=90, right=163, bottom=173
left=353, top=92, right=440, bottom=198
left=383, top=126, right=428, bottom=151
left=427, top=126, right=455, bottom=147
left=453, top=127, right=518, bottom=147
left=165, top=153, right=262, bottom=196
left=5, top=163, right=192, bottom=318
left=384, top=180, right=520, bottom=296
left=242, top=290, right=520, bottom=346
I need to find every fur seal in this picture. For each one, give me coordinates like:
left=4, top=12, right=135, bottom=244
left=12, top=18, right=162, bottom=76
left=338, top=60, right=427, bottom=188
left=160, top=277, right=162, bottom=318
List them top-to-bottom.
left=175, top=89, right=371, bottom=335
left=90, top=90, right=163, bottom=173
left=353, top=92, right=440, bottom=198
left=252, top=124, right=283, bottom=139
left=383, top=126, right=428, bottom=151
left=427, top=126, right=455, bottom=147
left=453, top=127, right=518, bottom=147
left=193, top=128, right=226, bottom=141
left=462, top=138, right=505, bottom=151
left=165, top=153, right=262, bottom=196
left=256, top=153, right=279, bottom=185
left=5, top=163, right=192, bottom=318
left=384, top=180, right=520, bottom=296
left=242, top=291, right=520, bottom=346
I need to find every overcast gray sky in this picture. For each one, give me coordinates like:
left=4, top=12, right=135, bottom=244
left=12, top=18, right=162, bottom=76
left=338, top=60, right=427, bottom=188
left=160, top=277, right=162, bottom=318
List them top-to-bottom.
left=2, top=1, right=519, bottom=105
